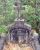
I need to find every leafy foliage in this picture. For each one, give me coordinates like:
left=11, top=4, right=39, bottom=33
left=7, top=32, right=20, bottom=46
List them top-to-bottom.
left=0, top=25, right=7, bottom=35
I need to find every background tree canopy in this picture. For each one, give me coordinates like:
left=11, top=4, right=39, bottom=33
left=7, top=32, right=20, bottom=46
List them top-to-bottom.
left=0, top=0, right=40, bottom=35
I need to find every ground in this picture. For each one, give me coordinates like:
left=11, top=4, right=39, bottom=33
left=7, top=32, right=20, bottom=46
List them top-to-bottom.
left=3, top=42, right=33, bottom=50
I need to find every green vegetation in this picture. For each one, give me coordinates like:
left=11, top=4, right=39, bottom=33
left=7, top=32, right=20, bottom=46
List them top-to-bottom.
left=0, top=0, right=40, bottom=35
left=0, top=25, right=7, bottom=33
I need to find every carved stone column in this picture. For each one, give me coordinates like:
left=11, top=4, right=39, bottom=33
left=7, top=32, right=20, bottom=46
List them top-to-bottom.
left=25, top=30, right=28, bottom=44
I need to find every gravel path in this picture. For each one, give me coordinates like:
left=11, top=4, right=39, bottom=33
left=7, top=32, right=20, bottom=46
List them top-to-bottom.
left=0, top=37, right=5, bottom=50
